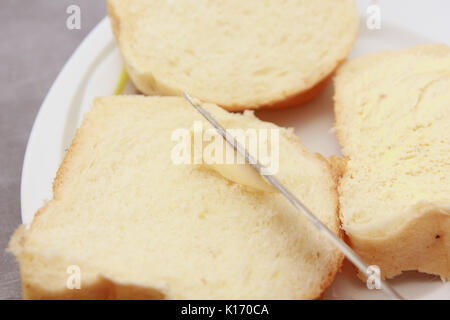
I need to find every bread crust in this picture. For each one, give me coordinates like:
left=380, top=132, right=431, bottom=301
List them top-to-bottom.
left=239, top=70, right=336, bottom=112
left=311, top=154, right=346, bottom=299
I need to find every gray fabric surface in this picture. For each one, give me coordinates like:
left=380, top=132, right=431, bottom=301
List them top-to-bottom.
left=0, top=0, right=105, bottom=300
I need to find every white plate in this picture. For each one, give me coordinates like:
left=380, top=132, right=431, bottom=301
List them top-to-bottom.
left=21, top=14, right=449, bottom=299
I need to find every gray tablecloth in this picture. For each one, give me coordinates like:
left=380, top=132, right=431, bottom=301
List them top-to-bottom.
left=0, top=0, right=106, bottom=300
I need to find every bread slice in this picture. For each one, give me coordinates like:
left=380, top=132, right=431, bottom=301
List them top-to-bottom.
left=107, top=0, right=358, bottom=111
left=334, top=44, right=450, bottom=279
left=10, top=96, right=343, bottom=299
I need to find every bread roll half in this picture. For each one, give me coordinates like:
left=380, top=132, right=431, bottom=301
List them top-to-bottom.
left=107, top=0, right=358, bottom=111
left=334, top=44, right=450, bottom=279
left=10, top=96, right=343, bottom=299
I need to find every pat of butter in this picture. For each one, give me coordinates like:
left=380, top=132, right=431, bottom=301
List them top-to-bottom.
left=190, top=126, right=274, bottom=193
left=206, top=162, right=274, bottom=193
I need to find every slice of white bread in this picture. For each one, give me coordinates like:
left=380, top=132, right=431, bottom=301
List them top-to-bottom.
left=107, top=0, right=358, bottom=111
left=334, top=44, right=450, bottom=279
left=10, top=96, right=343, bottom=299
